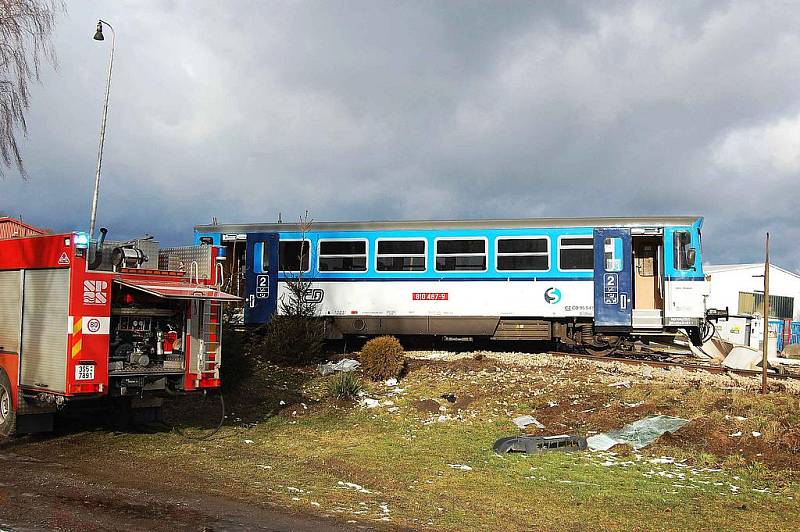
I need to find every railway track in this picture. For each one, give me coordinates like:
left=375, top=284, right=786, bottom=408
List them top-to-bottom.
left=547, top=349, right=800, bottom=381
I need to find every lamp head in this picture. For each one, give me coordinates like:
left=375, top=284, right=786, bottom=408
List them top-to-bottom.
left=93, top=21, right=104, bottom=41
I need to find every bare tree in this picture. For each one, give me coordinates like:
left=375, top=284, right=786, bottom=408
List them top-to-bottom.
left=0, top=0, right=62, bottom=178
left=280, top=210, right=317, bottom=317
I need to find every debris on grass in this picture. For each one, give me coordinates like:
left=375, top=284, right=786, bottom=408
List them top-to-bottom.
left=318, top=358, right=361, bottom=376
left=608, top=380, right=632, bottom=388
left=360, top=398, right=380, bottom=409
left=513, top=415, right=545, bottom=430
left=587, top=415, right=690, bottom=451
left=494, top=434, right=588, bottom=454
left=649, top=457, right=675, bottom=464
left=447, top=464, right=473, bottom=471
left=337, top=481, right=372, bottom=494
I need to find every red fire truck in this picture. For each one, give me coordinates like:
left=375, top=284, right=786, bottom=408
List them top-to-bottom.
left=0, top=228, right=239, bottom=437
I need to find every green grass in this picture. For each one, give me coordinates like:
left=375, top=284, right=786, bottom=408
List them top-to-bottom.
left=19, top=354, right=800, bottom=530
left=112, top=403, right=799, bottom=530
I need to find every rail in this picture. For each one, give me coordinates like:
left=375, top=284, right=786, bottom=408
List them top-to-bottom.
left=547, top=349, right=800, bottom=381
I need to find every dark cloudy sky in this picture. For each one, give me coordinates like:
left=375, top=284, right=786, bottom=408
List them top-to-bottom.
left=2, top=1, right=799, bottom=270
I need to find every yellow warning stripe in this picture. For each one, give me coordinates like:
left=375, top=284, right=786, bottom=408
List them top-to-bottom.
left=72, top=317, right=82, bottom=359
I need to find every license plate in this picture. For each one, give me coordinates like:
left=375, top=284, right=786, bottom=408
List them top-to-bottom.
left=75, top=364, right=95, bottom=381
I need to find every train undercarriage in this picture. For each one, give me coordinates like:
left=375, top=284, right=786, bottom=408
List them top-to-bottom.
left=324, top=315, right=707, bottom=358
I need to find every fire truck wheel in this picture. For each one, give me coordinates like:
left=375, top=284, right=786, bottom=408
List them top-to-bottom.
left=0, top=369, right=16, bottom=439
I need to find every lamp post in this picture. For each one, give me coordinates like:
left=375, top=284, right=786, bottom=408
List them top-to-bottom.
left=88, top=19, right=115, bottom=239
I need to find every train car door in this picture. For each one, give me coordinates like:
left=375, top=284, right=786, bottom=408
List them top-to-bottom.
left=593, top=228, right=633, bottom=328
left=631, top=230, right=664, bottom=328
left=244, top=232, right=279, bottom=325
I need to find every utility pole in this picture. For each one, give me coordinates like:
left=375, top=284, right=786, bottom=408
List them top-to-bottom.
left=762, top=232, right=770, bottom=395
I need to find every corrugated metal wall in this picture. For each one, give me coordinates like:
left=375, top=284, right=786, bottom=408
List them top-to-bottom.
left=0, top=218, right=45, bottom=239
left=20, top=269, right=70, bottom=392
left=0, top=271, right=22, bottom=353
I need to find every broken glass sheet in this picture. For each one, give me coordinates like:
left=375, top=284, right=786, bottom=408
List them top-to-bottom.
left=318, top=358, right=361, bottom=375
left=586, top=415, right=689, bottom=451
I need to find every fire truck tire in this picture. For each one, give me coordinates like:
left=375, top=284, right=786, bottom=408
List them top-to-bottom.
left=0, top=369, right=16, bottom=439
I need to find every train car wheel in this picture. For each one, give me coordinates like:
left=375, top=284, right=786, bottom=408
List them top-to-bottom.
left=584, top=336, right=621, bottom=357
left=584, top=345, right=616, bottom=357
left=0, top=369, right=16, bottom=439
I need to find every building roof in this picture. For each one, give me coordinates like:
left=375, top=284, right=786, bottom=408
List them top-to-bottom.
left=196, top=215, right=702, bottom=234
left=0, top=217, right=46, bottom=239
left=705, top=263, right=800, bottom=279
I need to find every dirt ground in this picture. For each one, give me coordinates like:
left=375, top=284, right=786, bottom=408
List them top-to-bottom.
left=406, top=350, right=800, bottom=471
left=0, top=444, right=369, bottom=531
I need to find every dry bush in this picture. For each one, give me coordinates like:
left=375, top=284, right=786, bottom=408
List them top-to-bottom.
left=359, top=335, right=405, bottom=381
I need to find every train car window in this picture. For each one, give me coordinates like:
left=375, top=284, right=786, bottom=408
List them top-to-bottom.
left=673, top=231, right=692, bottom=270
left=559, top=236, right=593, bottom=270
left=496, top=237, right=549, bottom=271
left=603, top=237, right=623, bottom=272
left=318, top=239, right=368, bottom=272
left=376, top=239, right=426, bottom=272
left=435, top=239, right=486, bottom=271
left=276, top=240, right=310, bottom=272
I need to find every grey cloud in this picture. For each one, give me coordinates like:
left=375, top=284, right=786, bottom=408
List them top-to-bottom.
left=1, top=0, right=799, bottom=271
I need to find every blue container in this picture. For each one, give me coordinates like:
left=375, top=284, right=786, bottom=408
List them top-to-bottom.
left=769, top=319, right=784, bottom=352
left=791, top=321, right=800, bottom=346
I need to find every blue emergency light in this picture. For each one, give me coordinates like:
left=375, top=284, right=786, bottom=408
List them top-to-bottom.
left=73, top=232, right=91, bottom=249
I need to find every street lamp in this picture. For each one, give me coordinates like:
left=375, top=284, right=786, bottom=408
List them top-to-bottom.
left=88, top=19, right=115, bottom=240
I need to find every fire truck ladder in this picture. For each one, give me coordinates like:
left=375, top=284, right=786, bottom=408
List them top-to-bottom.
left=196, top=300, right=221, bottom=378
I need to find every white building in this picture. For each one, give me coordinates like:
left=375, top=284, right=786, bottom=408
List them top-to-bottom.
left=705, top=263, right=800, bottom=348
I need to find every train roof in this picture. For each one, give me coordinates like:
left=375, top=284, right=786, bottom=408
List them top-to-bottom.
left=195, top=215, right=703, bottom=234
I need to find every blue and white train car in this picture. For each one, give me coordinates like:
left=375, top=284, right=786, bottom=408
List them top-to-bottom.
left=194, top=217, right=708, bottom=353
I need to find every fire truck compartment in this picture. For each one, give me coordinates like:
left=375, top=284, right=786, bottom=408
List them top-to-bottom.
left=108, top=281, right=226, bottom=381
left=109, top=288, right=188, bottom=377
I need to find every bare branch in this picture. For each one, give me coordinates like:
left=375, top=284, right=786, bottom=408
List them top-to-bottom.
left=0, top=0, right=62, bottom=178
left=279, top=211, right=319, bottom=318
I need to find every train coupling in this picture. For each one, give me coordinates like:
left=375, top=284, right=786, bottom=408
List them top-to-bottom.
left=705, top=307, right=729, bottom=322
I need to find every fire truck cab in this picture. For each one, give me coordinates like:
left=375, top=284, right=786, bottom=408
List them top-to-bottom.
left=0, top=229, right=239, bottom=437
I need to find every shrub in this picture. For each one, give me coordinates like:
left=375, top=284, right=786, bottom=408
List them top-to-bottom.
left=249, top=315, right=324, bottom=364
left=359, top=335, right=405, bottom=381
left=327, top=372, right=362, bottom=400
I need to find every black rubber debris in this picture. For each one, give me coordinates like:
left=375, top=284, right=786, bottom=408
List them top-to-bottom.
left=493, top=434, right=588, bottom=454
